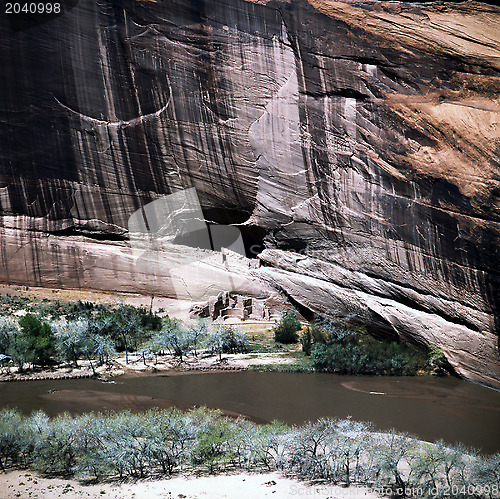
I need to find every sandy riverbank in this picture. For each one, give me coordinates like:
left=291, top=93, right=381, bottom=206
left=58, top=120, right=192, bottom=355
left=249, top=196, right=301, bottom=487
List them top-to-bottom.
left=0, top=347, right=299, bottom=383
left=0, top=469, right=384, bottom=498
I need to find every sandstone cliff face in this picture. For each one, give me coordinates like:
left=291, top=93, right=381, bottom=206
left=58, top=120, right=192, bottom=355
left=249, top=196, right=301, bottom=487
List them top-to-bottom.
left=0, top=0, right=499, bottom=387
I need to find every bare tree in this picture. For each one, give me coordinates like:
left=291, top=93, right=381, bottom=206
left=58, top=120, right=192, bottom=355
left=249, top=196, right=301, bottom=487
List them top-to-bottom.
left=53, top=318, right=88, bottom=368
left=187, top=320, right=208, bottom=357
left=371, top=429, right=416, bottom=493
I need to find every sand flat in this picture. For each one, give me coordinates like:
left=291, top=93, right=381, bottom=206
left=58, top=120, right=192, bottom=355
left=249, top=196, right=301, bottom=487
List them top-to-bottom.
left=0, top=470, right=383, bottom=498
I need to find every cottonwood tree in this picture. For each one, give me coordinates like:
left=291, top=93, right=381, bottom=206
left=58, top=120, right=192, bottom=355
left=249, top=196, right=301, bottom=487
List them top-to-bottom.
left=95, top=306, right=145, bottom=364
left=114, top=311, right=142, bottom=364
left=0, top=317, right=28, bottom=372
left=53, top=318, right=88, bottom=367
left=54, top=319, right=117, bottom=374
left=147, top=319, right=191, bottom=363
left=187, top=320, right=208, bottom=357
left=206, top=323, right=246, bottom=361
left=205, top=325, right=226, bottom=362
left=165, top=326, right=192, bottom=363
left=147, top=331, right=164, bottom=364
left=91, top=333, right=116, bottom=367
left=0, top=408, right=24, bottom=470
left=144, top=408, right=195, bottom=474
left=18, top=411, right=47, bottom=468
left=103, top=411, right=152, bottom=478
left=73, top=413, right=111, bottom=480
left=33, top=414, right=78, bottom=474
left=230, top=418, right=265, bottom=469
left=334, top=418, right=373, bottom=485
left=263, top=421, right=293, bottom=471
left=287, top=421, right=330, bottom=481
left=371, top=429, right=416, bottom=492
left=409, top=441, right=473, bottom=496
left=410, top=442, right=444, bottom=492
left=439, top=443, right=469, bottom=490
left=469, top=452, right=500, bottom=495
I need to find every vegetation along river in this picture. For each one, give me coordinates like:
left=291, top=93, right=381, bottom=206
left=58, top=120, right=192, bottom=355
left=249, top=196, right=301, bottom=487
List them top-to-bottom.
left=1, top=372, right=499, bottom=454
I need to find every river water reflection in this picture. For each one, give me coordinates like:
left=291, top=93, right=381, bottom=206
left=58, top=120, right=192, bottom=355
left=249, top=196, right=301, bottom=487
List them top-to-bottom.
left=1, top=372, right=499, bottom=454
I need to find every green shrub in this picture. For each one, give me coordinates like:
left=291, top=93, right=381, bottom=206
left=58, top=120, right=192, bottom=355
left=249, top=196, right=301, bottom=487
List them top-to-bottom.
left=0, top=295, right=33, bottom=315
left=139, top=309, right=162, bottom=331
left=274, top=310, right=302, bottom=344
left=19, top=314, right=55, bottom=367
left=306, top=314, right=448, bottom=378
left=300, top=327, right=312, bottom=356
left=311, top=340, right=424, bottom=376
left=427, top=344, right=450, bottom=376
left=191, top=416, right=236, bottom=473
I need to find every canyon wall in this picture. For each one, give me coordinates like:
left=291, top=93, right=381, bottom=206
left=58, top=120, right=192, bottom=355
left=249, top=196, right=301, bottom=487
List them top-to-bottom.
left=0, top=0, right=499, bottom=387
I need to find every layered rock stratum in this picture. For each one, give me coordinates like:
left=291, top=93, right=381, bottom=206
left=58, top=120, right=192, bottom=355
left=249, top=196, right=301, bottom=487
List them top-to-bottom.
left=0, top=0, right=499, bottom=387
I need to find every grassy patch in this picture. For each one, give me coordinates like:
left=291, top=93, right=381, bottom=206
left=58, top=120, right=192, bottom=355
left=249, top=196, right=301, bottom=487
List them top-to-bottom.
left=245, top=329, right=301, bottom=354
left=248, top=351, right=315, bottom=373
left=248, top=363, right=314, bottom=373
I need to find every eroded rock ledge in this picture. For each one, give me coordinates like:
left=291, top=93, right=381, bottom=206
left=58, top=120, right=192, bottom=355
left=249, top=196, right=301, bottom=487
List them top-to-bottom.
left=0, top=0, right=498, bottom=387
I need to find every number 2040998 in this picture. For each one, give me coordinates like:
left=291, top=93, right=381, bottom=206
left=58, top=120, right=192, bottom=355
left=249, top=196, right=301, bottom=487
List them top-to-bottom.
left=5, top=2, right=61, bottom=14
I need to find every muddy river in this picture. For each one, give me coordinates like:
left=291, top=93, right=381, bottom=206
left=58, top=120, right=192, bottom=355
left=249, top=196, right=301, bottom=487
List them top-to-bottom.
left=1, top=372, right=499, bottom=454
